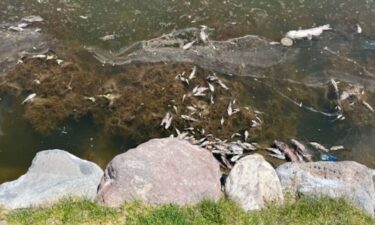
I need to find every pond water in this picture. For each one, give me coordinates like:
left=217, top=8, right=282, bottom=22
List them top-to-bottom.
left=0, top=0, right=375, bottom=183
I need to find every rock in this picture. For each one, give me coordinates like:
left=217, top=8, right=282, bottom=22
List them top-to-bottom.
left=96, top=137, right=222, bottom=207
left=0, top=150, right=103, bottom=209
left=225, top=154, right=284, bottom=211
left=277, top=161, right=375, bottom=216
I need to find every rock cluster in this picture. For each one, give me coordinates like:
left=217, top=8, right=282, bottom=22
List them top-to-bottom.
left=1, top=138, right=375, bottom=218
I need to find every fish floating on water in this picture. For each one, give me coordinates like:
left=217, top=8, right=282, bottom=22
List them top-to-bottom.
left=285, top=24, right=332, bottom=40
left=22, top=93, right=36, bottom=105
left=161, top=112, right=173, bottom=129
left=309, top=142, right=329, bottom=152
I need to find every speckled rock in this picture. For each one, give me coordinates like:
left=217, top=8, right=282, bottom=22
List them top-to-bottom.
left=96, top=137, right=222, bottom=207
left=0, top=150, right=103, bottom=209
left=225, top=154, right=284, bottom=211
left=277, top=161, right=375, bottom=216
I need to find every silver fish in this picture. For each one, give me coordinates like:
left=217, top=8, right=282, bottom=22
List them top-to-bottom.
left=286, top=24, right=331, bottom=40
left=356, top=24, right=362, bottom=34
left=199, top=25, right=209, bottom=44
left=182, top=40, right=196, bottom=50
left=188, top=66, right=197, bottom=80
left=217, top=80, right=229, bottom=90
left=208, top=82, right=215, bottom=92
left=22, top=93, right=36, bottom=105
left=361, top=100, right=374, bottom=112
left=227, top=102, right=233, bottom=116
left=160, top=112, right=173, bottom=129
left=181, top=115, right=199, bottom=122
left=220, top=117, right=225, bottom=126
left=244, top=130, right=249, bottom=141
left=309, top=142, right=329, bottom=152
left=330, top=145, right=344, bottom=151
left=269, top=153, right=286, bottom=160
left=230, top=155, right=242, bottom=162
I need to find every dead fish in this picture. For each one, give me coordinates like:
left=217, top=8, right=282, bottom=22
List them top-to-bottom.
left=22, top=15, right=44, bottom=23
left=286, top=24, right=331, bottom=40
left=356, top=24, right=362, bottom=34
left=199, top=25, right=209, bottom=44
left=100, top=34, right=116, bottom=41
left=182, top=40, right=196, bottom=50
left=32, top=54, right=47, bottom=59
left=188, top=66, right=197, bottom=80
left=206, top=74, right=218, bottom=82
left=180, top=77, right=189, bottom=85
left=328, top=79, right=340, bottom=100
left=217, top=80, right=229, bottom=90
left=208, top=82, right=215, bottom=92
left=192, top=86, right=208, bottom=97
left=22, top=93, right=36, bottom=104
left=182, top=94, right=187, bottom=103
left=210, top=95, right=214, bottom=105
left=84, top=96, right=96, bottom=103
left=361, top=100, right=374, bottom=113
left=227, top=102, right=233, bottom=116
left=173, top=105, right=178, bottom=114
left=187, top=106, right=197, bottom=112
left=160, top=112, right=173, bottom=129
left=181, top=115, right=199, bottom=122
left=220, top=117, right=225, bottom=126
left=244, top=130, right=249, bottom=141
left=231, top=133, right=242, bottom=139
left=290, top=139, right=306, bottom=152
left=291, top=139, right=313, bottom=162
left=273, top=140, right=298, bottom=162
left=241, top=142, right=257, bottom=151
left=309, top=142, right=329, bottom=152
left=330, top=145, right=344, bottom=151
left=266, top=147, right=283, bottom=155
left=269, top=153, right=286, bottom=160
left=220, top=155, right=232, bottom=169
left=230, top=155, right=242, bottom=162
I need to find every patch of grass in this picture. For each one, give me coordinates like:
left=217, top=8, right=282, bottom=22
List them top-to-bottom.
left=3, top=197, right=374, bottom=225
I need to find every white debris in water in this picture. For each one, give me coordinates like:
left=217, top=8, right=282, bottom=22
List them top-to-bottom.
left=22, top=15, right=44, bottom=23
left=100, top=34, right=116, bottom=41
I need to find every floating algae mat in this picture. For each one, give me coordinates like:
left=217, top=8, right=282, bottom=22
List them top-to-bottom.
left=1, top=0, right=375, bottom=182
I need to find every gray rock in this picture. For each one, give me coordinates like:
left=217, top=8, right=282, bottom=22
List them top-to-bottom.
left=96, top=137, right=222, bottom=207
left=0, top=150, right=103, bottom=209
left=225, top=154, right=284, bottom=211
left=277, top=161, right=375, bottom=216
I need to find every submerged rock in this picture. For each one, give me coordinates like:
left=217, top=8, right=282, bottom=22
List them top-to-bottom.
left=96, top=137, right=222, bottom=207
left=0, top=150, right=103, bottom=209
left=225, top=154, right=284, bottom=211
left=277, top=161, right=375, bottom=216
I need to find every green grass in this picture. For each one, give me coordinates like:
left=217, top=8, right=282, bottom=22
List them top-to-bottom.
left=1, top=197, right=374, bottom=225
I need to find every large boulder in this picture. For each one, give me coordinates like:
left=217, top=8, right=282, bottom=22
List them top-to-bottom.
left=96, top=137, right=222, bottom=207
left=0, top=150, right=103, bottom=209
left=225, top=154, right=284, bottom=211
left=277, top=161, right=375, bottom=216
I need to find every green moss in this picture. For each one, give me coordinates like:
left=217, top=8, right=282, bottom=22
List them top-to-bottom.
left=3, top=197, right=373, bottom=225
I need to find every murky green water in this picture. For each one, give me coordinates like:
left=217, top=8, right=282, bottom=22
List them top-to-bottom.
left=1, top=0, right=375, bottom=182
